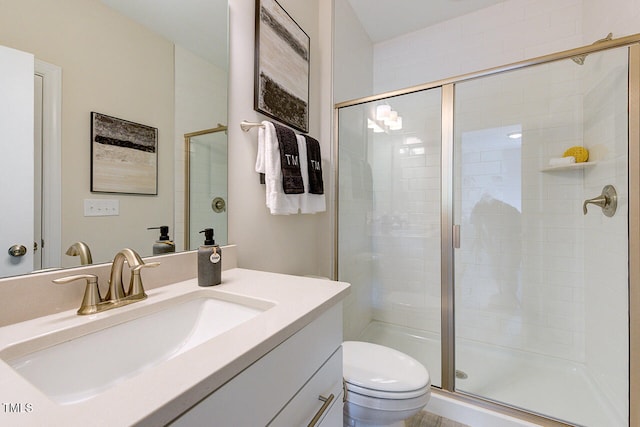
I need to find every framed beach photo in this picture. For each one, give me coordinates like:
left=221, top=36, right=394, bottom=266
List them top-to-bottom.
left=254, top=0, right=310, bottom=133
left=91, top=112, right=158, bottom=195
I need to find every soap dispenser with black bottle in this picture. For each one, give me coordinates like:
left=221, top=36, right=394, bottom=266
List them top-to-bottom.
left=147, top=226, right=176, bottom=255
left=198, top=228, right=221, bottom=286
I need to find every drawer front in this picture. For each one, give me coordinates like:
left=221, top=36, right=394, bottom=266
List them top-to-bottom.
left=171, top=303, right=343, bottom=426
left=269, top=346, right=343, bottom=426
left=316, top=390, right=344, bottom=427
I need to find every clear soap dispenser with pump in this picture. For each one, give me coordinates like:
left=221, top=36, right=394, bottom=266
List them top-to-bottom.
left=147, top=226, right=176, bottom=255
left=198, top=228, right=221, bottom=286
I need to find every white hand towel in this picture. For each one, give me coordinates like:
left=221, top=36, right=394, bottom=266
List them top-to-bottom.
left=261, top=121, right=299, bottom=215
left=255, top=124, right=266, bottom=175
left=296, top=135, right=326, bottom=214
left=549, top=156, right=576, bottom=166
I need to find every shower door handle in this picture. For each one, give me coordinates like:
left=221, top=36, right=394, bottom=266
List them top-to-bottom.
left=583, top=185, right=617, bottom=217
left=453, top=225, right=461, bottom=249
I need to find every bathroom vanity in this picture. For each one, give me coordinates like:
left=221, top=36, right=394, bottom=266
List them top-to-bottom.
left=0, top=267, right=349, bottom=426
left=172, top=300, right=344, bottom=426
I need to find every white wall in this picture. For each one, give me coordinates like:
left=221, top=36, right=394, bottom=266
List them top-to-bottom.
left=227, top=0, right=334, bottom=276
left=333, top=0, right=374, bottom=104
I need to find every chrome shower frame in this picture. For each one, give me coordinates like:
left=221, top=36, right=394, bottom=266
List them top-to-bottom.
left=333, top=33, right=640, bottom=427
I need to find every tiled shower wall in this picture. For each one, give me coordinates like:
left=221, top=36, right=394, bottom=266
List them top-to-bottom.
left=357, top=0, right=637, bottom=361
left=371, top=0, right=640, bottom=96
left=373, top=0, right=587, bottom=94
left=581, top=47, right=629, bottom=420
left=453, top=60, right=588, bottom=362
left=367, top=91, right=442, bottom=337
left=339, top=106, right=375, bottom=341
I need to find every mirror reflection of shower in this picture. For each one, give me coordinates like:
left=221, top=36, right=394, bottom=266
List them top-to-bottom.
left=184, top=125, right=228, bottom=250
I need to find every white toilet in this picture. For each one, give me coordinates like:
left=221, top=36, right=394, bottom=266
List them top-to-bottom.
left=342, top=341, right=431, bottom=427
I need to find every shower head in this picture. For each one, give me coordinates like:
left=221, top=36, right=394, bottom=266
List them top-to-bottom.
left=570, top=33, right=613, bottom=65
left=571, top=54, right=587, bottom=65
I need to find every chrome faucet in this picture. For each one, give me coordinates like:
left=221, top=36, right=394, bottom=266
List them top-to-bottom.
left=65, top=241, right=93, bottom=265
left=53, top=248, right=159, bottom=315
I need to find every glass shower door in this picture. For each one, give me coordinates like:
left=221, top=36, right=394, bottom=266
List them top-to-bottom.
left=452, top=46, right=629, bottom=426
left=338, top=88, right=443, bottom=386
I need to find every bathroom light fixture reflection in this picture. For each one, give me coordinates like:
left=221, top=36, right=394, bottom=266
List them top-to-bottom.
left=373, top=103, right=402, bottom=131
left=376, top=104, right=391, bottom=121
left=384, top=110, right=398, bottom=126
left=389, top=116, right=402, bottom=130
left=368, top=118, right=387, bottom=133
left=508, top=131, right=522, bottom=139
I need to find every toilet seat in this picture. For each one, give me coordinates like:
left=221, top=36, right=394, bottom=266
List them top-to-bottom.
left=342, top=341, right=431, bottom=399
left=344, top=381, right=430, bottom=400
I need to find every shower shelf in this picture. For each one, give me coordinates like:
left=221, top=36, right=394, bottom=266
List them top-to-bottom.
left=540, top=161, right=597, bottom=172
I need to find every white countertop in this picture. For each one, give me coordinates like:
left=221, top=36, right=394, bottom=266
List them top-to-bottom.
left=0, top=268, right=350, bottom=426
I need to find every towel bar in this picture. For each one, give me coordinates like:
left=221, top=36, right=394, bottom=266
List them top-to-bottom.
left=240, top=120, right=264, bottom=132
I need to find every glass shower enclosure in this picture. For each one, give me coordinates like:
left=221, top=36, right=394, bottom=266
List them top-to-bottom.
left=336, top=38, right=639, bottom=426
left=184, top=125, right=228, bottom=249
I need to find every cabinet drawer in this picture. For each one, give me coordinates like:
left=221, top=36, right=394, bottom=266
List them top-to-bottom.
left=171, top=303, right=343, bottom=426
left=269, top=347, right=343, bottom=426
left=316, top=390, right=344, bottom=427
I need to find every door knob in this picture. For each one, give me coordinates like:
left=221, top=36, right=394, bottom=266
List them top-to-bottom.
left=583, top=185, right=617, bottom=217
left=8, top=244, right=28, bottom=257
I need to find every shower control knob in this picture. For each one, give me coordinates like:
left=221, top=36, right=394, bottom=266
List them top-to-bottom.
left=583, top=185, right=617, bottom=217
left=211, top=197, right=226, bottom=213
left=8, top=244, right=27, bottom=257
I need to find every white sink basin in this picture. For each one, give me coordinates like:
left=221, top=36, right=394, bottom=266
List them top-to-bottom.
left=1, top=293, right=270, bottom=404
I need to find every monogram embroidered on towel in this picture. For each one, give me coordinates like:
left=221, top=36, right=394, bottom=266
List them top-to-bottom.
left=274, top=123, right=304, bottom=194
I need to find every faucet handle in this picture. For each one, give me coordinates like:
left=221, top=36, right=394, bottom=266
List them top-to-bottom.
left=583, top=185, right=617, bottom=217
left=128, top=262, right=160, bottom=298
left=53, top=274, right=102, bottom=315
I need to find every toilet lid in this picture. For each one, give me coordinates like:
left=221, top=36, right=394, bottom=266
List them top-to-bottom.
left=343, top=341, right=430, bottom=395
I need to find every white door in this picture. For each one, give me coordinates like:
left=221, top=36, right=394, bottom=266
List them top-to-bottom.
left=0, top=45, right=35, bottom=276
left=34, top=73, right=43, bottom=271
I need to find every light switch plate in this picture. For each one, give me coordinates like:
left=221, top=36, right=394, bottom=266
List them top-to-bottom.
left=84, top=199, right=119, bottom=216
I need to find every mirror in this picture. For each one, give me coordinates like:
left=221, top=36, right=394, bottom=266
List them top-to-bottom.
left=0, top=0, right=228, bottom=279
left=185, top=125, right=228, bottom=250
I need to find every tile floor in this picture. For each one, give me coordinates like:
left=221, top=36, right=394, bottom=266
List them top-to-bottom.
left=405, top=411, right=470, bottom=427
